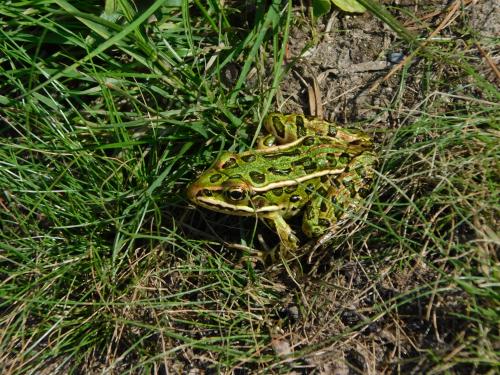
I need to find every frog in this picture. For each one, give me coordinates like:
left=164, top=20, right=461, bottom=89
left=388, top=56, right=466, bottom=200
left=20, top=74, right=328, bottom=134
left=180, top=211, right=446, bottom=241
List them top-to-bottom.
left=187, top=113, right=377, bottom=258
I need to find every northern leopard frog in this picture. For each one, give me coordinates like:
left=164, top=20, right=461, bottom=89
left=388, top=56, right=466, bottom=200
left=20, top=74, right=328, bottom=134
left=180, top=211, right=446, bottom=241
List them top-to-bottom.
left=187, top=113, right=376, bottom=257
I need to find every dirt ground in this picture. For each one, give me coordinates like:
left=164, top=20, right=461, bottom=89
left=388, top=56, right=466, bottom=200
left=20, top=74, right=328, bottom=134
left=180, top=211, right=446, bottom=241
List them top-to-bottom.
left=278, top=0, right=498, bottom=122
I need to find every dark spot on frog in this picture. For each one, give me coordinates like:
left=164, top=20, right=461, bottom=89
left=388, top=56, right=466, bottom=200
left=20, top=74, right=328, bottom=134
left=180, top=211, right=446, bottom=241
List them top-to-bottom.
left=295, top=115, right=307, bottom=137
left=295, top=115, right=304, bottom=126
left=272, top=116, right=285, bottom=138
left=303, top=136, right=315, bottom=146
left=263, top=150, right=300, bottom=160
left=262, top=153, right=281, bottom=160
left=339, top=153, right=350, bottom=164
left=241, top=154, right=256, bottom=163
left=327, top=154, right=337, bottom=167
left=292, top=157, right=311, bottom=167
left=222, top=158, right=238, bottom=169
left=304, top=163, right=317, bottom=174
left=268, top=167, right=292, bottom=176
left=249, top=171, right=266, bottom=184
left=209, top=174, right=222, bottom=183
left=320, top=175, right=329, bottom=183
left=343, top=180, right=353, bottom=189
left=343, top=180, right=357, bottom=197
left=305, top=184, right=314, bottom=194
left=285, top=185, right=297, bottom=194
left=272, top=187, right=283, bottom=196
left=317, top=187, right=328, bottom=197
left=358, top=188, right=370, bottom=198
left=202, top=189, right=213, bottom=196
left=290, top=195, right=301, bottom=203
left=251, top=196, right=268, bottom=209
left=320, top=201, right=328, bottom=212
left=306, top=205, right=314, bottom=220
left=335, top=207, right=344, bottom=218
left=319, top=219, right=330, bottom=227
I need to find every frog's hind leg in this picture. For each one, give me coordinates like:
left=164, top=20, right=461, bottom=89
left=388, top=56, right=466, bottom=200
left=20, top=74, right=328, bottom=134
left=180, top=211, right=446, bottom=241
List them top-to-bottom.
left=302, top=170, right=368, bottom=240
left=302, top=178, right=357, bottom=239
left=302, top=195, right=340, bottom=239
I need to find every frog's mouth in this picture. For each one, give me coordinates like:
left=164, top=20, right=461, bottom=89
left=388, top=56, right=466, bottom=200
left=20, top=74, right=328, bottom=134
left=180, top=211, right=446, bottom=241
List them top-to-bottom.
left=187, top=182, right=282, bottom=216
left=195, top=196, right=281, bottom=216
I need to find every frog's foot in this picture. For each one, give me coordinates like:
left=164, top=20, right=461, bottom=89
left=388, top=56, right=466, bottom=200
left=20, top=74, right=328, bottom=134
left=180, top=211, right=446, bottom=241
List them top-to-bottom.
left=254, top=234, right=278, bottom=265
left=232, top=238, right=293, bottom=266
left=258, top=242, right=299, bottom=265
left=238, top=246, right=290, bottom=267
left=258, top=246, right=278, bottom=265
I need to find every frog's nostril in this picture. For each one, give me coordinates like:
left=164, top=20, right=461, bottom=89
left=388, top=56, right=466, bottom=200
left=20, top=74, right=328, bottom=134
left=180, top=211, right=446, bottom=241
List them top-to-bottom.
left=202, top=189, right=213, bottom=197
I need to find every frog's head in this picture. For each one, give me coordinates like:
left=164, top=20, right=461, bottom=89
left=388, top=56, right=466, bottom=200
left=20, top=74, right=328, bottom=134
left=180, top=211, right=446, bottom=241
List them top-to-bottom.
left=187, top=152, right=265, bottom=216
left=187, top=177, right=253, bottom=216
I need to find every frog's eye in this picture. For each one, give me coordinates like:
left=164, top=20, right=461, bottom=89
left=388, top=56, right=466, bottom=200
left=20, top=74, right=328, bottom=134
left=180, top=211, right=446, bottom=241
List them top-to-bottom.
left=227, top=187, right=246, bottom=201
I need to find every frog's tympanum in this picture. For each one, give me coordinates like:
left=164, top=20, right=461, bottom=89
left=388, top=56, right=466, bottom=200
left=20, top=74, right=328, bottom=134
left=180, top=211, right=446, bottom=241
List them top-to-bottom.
left=187, top=113, right=376, bottom=257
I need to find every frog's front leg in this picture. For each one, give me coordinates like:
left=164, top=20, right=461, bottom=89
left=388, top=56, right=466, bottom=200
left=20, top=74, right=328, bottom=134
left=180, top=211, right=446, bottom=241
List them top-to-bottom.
left=264, top=213, right=299, bottom=260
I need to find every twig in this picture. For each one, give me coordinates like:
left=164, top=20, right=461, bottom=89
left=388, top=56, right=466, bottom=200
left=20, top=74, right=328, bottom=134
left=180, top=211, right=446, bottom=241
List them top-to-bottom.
left=476, top=43, right=500, bottom=82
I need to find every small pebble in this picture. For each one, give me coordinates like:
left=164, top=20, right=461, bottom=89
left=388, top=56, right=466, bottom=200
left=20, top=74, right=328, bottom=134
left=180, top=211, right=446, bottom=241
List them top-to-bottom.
left=388, top=52, right=405, bottom=64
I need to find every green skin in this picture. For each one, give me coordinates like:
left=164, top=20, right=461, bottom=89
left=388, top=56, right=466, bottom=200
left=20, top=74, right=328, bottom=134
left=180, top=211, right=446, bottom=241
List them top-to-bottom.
left=187, top=113, right=377, bottom=255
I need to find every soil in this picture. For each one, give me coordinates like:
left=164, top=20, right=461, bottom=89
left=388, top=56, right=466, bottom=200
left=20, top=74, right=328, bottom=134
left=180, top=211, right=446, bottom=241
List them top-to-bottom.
left=276, top=0, right=498, bottom=125
left=471, top=0, right=500, bottom=37
left=280, top=8, right=400, bottom=123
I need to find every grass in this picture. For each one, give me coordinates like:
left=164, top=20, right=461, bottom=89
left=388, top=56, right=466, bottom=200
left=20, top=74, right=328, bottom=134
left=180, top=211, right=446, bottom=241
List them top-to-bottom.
left=1, top=0, right=499, bottom=373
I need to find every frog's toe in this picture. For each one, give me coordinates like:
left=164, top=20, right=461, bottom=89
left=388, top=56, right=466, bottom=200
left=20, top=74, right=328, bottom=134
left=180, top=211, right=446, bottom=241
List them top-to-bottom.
left=260, top=239, right=298, bottom=265
left=262, top=246, right=279, bottom=265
